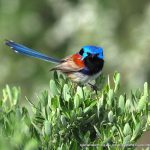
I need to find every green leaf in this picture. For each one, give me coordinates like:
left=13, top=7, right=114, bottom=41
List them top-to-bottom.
left=53, top=71, right=59, bottom=81
left=113, top=72, right=120, bottom=92
left=107, top=75, right=111, bottom=89
left=50, top=80, right=58, bottom=97
left=137, top=82, right=148, bottom=112
left=63, top=84, right=71, bottom=101
left=3, top=85, right=20, bottom=107
left=6, top=85, right=12, bottom=102
left=74, top=86, right=84, bottom=109
left=76, top=86, right=84, bottom=99
left=12, top=87, right=20, bottom=106
left=82, top=87, right=90, bottom=99
left=108, top=89, right=113, bottom=106
left=135, top=89, right=141, bottom=99
left=40, top=91, right=48, bottom=107
left=74, top=93, right=80, bottom=109
left=97, top=94, right=104, bottom=118
left=118, top=95, right=125, bottom=112
left=137, top=95, right=147, bottom=112
left=125, top=99, right=132, bottom=111
left=83, top=101, right=96, bottom=113
left=108, top=110, right=114, bottom=123
left=131, top=112, right=137, bottom=125
left=61, top=115, right=67, bottom=126
left=44, top=120, right=51, bottom=136
left=131, top=122, right=141, bottom=141
left=123, top=123, right=132, bottom=136
left=93, top=125, right=101, bottom=137
left=111, top=126, right=117, bottom=133
left=83, top=131, right=90, bottom=143
left=123, top=135, right=131, bottom=144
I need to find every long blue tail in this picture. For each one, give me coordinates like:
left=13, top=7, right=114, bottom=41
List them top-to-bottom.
left=5, top=40, right=62, bottom=64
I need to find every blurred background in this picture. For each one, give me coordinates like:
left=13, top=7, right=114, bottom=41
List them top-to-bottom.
left=0, top=0, right=150, bottom=99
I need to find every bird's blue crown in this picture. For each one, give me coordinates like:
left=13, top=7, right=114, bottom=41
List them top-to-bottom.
left=81, top=45, right=104, bottom=60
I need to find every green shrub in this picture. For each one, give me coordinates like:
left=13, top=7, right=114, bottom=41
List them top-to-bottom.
left=0, top=72, right=149, bottom=149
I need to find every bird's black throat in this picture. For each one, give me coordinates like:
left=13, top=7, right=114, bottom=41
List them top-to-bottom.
left=83, top=56, right=104, bottom=75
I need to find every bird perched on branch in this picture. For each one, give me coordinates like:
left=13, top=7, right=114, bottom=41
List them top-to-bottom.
left=5, top=40, right=104, bottom=85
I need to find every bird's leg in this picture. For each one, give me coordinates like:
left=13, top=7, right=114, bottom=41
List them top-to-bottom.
left=88, top=83, right=98, bottom=94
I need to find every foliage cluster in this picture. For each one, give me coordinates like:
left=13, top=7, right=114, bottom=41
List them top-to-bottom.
left=0, top=72, right=149, bottom=149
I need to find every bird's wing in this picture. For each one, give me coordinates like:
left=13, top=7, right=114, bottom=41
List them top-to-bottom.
left=5, top=40, right=61, bottom=64
left=51, top=53, right=85, bottom=72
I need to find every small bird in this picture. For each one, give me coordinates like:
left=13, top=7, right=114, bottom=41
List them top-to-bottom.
left=5, top=40, right=104, bottom=85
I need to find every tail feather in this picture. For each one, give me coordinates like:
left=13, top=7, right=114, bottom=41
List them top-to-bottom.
left=5, top=40, right=61, bottom=64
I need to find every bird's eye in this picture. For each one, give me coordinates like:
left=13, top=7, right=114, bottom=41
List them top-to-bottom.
left=79, top=48, right=84, bottom=55
left=87, top=52, right=91, bottom=56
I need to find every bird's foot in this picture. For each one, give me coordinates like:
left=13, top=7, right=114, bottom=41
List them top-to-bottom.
left=88, top=83, right=98, bottom=94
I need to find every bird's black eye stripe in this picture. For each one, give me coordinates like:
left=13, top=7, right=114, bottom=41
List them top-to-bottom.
left=79, top=48, right=84, bottom=55
left=87, top=52, right=91, bottom=56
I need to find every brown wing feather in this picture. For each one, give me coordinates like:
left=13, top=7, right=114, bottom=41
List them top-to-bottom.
left=50, top=54, right=85, bottom=73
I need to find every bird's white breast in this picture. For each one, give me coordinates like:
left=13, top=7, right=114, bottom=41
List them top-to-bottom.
left=67, top=71, right=101, bottom=84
